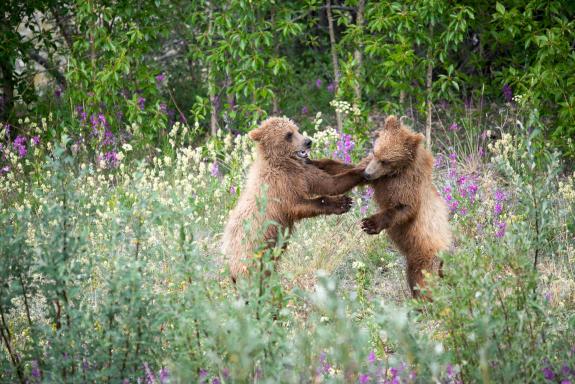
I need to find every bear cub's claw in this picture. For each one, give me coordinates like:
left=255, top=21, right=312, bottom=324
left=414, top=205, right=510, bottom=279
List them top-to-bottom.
left=332, top=195, right=353, bottom=214
left=361, top=217, right=380, bottom=235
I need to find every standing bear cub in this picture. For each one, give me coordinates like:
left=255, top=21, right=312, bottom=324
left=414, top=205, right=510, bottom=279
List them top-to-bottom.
left=312, top=115, right=451, bottom=297
left=361, top=115, right=452, bottom=297
left=222, top=117, right=365, bottom=281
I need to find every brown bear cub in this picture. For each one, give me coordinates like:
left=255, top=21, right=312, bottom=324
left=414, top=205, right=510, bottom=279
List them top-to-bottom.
left=362, top=115, right=451, bottom=297
left=313, top=116, right=451, bottom=298
left=222, top=117, right=366, bottom=281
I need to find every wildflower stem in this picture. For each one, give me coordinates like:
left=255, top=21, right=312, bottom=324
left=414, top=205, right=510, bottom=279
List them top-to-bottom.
left=326, top=0, right=343, bottom=131
left=0, top=301, right=25, bottom=384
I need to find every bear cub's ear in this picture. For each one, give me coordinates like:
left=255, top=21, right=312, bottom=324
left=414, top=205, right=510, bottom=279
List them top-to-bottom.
left=384, top=115, right=400, bottom=131
left=248, top=128, right=263, bottom=141
left=407, top=133, right=424, bottom=149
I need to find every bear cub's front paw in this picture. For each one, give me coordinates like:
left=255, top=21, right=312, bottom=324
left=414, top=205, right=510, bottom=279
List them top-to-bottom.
left=331, top=195, right=353, bottom=214
left=361, top=216, right=381, bottom=235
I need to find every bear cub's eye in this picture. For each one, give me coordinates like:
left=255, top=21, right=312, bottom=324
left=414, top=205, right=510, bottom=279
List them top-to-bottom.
left=285, top=132, right=293, bottom=141
left=380, top=159, right=389, bottom=166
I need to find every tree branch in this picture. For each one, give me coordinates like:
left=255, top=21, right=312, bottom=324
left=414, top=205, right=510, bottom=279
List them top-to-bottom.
left=27, top=50, right=66, bottom=87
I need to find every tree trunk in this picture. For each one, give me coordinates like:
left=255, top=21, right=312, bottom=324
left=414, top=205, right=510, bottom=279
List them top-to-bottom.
left=326, top=0, right=343, bottom=131
left=353, top=0, right=365, bottom=103
left=207, top=2, right=218, bottom=136
left=425, top=24, right=434, bottom=149
left=27, top=50, right=66, bottom=87
left=0, top=59, right=15, bottom=124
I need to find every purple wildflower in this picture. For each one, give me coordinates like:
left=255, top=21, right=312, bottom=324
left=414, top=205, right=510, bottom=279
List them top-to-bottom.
left=155, top=73, right=165, bottom=84
left=315, top=78, right=322, bottom=88
left=327, top=82, right=335, bottom=93
left=502, top=84, right=513, bottom=103
left=55, top=86, right=62, bottom=98
left=138, top=96, right=146, bottom=110
left=464, top=97, right=472, bottom=109
left=160, top=103, right=167, bottom=113
left=301, top=105, right=309, bottom=114
left=98, top=113, right=108, bottom=127
left=90, top=114, right=99, bottom=135
left=449, top=123, right=460, bottom=132
left=102, top=130, right=115, bottom=146
left=334, top=133, right=355, bottom=164
left=13, top=135, right=27, bottom=157
left=32, top=136, right=40, bottom=146
left=478, top=147, right=485, bottom=157
left=104, top=151, right=119, bottom=167
left=449, top=152, right=457, bottom=161
left=434, top=155, right=444, bottom=169
left=210, top=162, right=219, bottom=177
left=1, top=165, right=11, bottom=174
left=467, top=183, right=478, bottom=198
left=230, top=185, right=236, bottom=195
left=361, top=187, right=374, bottom=214
left=494, top=190, right=505, bottom=202
left=449, top=200, right=459, bottom=212
left=494, top=202, right=503, bottom=216
left=495, top=220, right=506, bottom=238
left=544, top=292, right=552, bottom=302
left=368, top=351, right=376, bottom=363
left=318, top=352, right=331, bottom=374
left=31, top=360, right=41, bottom=378
left=143, top=362, right=156, bottom=383
left=447, top=364, right=454, bottom=378
left=561, top=364, right=571, bottom=376
left=159, top=367, right=169, bottom=384
left=543, top=367, right=555, bottom=380
left=221, top=368, right=230, bottom=379
left=199, top=369, right=208, bottom=378
left=358, top=373, right=370, bottom=383
left=212, top=379, right=220, bottom=384
left=561, top=381, right=571, bottom=384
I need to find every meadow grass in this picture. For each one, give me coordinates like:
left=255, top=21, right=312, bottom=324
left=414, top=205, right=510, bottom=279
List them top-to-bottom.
left=1, top=105, right=574, bottom=383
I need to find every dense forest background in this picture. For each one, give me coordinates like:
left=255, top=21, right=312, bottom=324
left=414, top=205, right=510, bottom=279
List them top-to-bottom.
left=1, top=0, right=574, bottom=154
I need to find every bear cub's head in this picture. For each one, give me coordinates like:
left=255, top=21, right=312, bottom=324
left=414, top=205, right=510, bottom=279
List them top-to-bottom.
left=364, top=115, right=424, bottom=180
left=248, top=117, right=312, bottom=162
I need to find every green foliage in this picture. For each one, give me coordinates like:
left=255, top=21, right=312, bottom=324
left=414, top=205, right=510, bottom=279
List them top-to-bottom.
left=1, top=0, right=574, bottom=151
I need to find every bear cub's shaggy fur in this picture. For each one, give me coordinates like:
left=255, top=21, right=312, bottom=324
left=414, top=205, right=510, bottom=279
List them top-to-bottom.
left=312, top=115, right=452, bottom=297
left=361, top=115, right=452, bottom=297
left=222, top=117, right=365, bottom=281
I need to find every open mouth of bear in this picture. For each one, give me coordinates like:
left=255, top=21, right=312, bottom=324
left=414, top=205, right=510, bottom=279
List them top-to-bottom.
left=296, top=149, right=310, bottom=159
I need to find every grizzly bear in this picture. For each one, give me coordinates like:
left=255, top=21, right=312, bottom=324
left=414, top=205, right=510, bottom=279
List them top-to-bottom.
left=313, top=116, right=451, bottom=298
left=222, top=117, right=366, bottom=281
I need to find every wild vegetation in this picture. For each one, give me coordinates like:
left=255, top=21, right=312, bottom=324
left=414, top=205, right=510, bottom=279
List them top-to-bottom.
left=1, top=1, right=574, bottom=383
